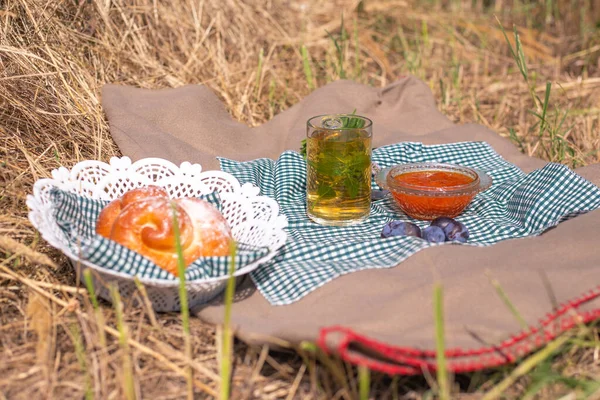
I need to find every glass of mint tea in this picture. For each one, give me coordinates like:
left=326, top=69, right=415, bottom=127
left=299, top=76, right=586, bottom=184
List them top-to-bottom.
left=306, top=114, right=373, bottom=226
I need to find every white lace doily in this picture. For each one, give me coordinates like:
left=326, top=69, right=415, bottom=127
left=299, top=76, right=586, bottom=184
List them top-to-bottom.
left=27, top=157, right=288, bottom=311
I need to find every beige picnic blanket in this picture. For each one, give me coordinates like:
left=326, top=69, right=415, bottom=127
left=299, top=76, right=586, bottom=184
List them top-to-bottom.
left=102, top=76, right=600, bottom=374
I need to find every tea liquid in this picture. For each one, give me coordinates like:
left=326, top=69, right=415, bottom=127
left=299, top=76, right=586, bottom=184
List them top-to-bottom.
left=306, top=129, right=371, bottom=225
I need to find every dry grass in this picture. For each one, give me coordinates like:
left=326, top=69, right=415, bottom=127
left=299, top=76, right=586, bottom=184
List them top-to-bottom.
left=1, top=0, right=600, bottom=398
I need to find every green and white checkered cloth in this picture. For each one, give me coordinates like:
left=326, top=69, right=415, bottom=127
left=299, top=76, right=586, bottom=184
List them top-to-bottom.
left=219, top=141, right=600, bottom=306
left=49, top=188, right=268, bottom=281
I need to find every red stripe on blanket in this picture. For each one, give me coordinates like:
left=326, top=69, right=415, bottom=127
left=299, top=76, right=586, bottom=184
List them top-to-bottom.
left=317, top=285, right=600, bottom=375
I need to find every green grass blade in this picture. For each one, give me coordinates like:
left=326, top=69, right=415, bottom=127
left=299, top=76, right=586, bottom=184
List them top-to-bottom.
left=545, top=0, right=553, bottom=24
left=325, top=14, right=347, bottom=80
left=495, top=16, right=518, bottom=64
left=495, top=17, right=534, bottom=101
left=421, top=19, right=429, bottom=49
left=397, top=25, right=410, bottom=56
left=513, top=25, right=528, bottom=80
left=325, top=29, right=341, bottom=55
left=325, top=29, right=342, bottom=79
left=301, top=45, right=315, bottom=90
left=268, top=77, right=276, bottom=104
left=439, top=78, right=447, bottom=107
left=538, top=82, right=552, bottom=139
left=556, top=108, right=571, bottom=132
left=527, top=110, right=543, bottom=119
left=508, top=128, right=525, bottom=152
left=170, top=201, right=194, bottom=400
left=220, top=241, right=238, bottom=400
left=83, top=269, right=99, bottom=310
left=487, top=273, right=528, bottom=330
left=434, top=282, right=450, bottom=400
left=481, top=332, right=574, bottom=400
left=298, top=341, right=322, bottom=395
left=300, top=341, right=318, bottom=353
left=309, top=345, right=352, bottom=394
left=522, top=359, right=599, bottom=399
left=520, top=362, right=562, bottom=400
left=358, top=365, right=370, bottom=400
left=391, top=376, right=399, bottom=400
left=584, top=381, right=600, bottom=397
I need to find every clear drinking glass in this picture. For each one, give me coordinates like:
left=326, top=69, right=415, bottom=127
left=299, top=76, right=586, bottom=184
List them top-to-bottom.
left=306, top=114, right=373, bottom=226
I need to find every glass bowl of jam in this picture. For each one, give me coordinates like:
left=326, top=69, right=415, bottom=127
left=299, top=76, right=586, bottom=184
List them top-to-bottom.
left=375, top=163, right=492, bottom=220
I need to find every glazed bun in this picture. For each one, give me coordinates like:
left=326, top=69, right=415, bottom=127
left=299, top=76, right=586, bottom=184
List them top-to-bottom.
left=95, top=186, right=232, bottom=276
left=95, top=186, right=168, bottom=238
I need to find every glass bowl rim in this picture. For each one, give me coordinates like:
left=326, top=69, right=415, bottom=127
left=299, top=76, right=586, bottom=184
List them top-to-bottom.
left=385, top=162, right=484, bottom=196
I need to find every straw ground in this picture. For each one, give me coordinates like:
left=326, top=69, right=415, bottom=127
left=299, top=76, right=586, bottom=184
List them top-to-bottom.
left=1, top=0, right=599, bottom=398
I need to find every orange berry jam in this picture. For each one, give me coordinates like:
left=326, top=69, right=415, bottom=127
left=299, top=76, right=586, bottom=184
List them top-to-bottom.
left=390, top=170, right=477, bottom=220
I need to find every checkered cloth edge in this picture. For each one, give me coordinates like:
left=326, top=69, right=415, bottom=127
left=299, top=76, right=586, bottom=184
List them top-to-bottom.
left=218, top=141, right=600, bottom=305
left=49, top=188, right=268, bottom=281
